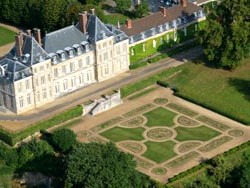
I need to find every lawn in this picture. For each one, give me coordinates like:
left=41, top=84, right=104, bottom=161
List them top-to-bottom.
left=104, top=13, right=129, bottom=25
left=0, top=26, right=16, bottom=46
left=167, top=58, right=250, bottom=125
left=143, top=107, right=177, bottom=127
left=174, top=126, right=221, bottom=141
left=100, top=127, right=145, bottom=142
left=142, top=141, right=177, bottom=163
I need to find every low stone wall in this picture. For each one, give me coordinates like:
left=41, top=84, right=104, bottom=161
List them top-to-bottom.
left=83, top=90, right=123, bottom=116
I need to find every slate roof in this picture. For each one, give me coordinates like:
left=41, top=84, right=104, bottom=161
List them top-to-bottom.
left=120, top=2, right=203, bottom=37
left=43, top=25, right=88, bottom=54
left=0, top=58, right=32, bottom=82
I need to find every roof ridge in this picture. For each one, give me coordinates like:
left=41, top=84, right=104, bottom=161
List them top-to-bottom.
left=46, top=25, right=75, bottom=36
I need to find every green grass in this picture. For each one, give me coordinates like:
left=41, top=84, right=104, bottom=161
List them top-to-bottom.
left=104, top=13, right=129, bottom=25
left=0, top=26, right=16, bottom=46
left=167, top=59, right=250, bottom=125
left=128, top=87, right=156, bottom=100
left=143, top=107, right=177, bottom=127
left=174, top=126, right=221, bottom=141
left=100, top=127, right=145, bottom=142
left=143, top=141, right=177, bottom=163
left=0, top=163, right=14, bottom=188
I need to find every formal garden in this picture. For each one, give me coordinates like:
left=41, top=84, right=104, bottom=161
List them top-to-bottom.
left=76, top=88, right=247, bottom=181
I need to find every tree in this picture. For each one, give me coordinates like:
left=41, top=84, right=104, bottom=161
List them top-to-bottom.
left=114, top=0, right=131, bottom=14
left=134, top=0, right=149, bottom=18
left=198, top=0, right=250, bottom=69
left=52, top=128, right=77, bottom=152
left=18, top=139, right=54, bottom=166
left=65, top=142, right=151, bottom=188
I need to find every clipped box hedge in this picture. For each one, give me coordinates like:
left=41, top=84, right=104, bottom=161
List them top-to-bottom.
left=0, top=105, right=83, bottom=146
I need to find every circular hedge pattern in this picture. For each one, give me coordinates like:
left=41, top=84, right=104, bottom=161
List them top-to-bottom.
left=153, top=98, right=169, bottom=105
left=120, top=116, right=144, bottom=128
left=177, top=116, right=200, bottom=126
left=146, top=128, right=173, bottom=141
left=228, top=129, right=244, bottom=137
left=77, top=130, right=92, bottom=138
left=118, top=142, right=144, bottom=154
left=178, top=142, right=202, bottom=153
left=151, top=167, right=167, bottom=175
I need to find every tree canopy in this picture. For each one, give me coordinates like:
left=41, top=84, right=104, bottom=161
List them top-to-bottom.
left=114, top=0, right=131, bottom=14
left=198, top=0, right=250, bottom=69
left=52, top=128, right=77, bottom=152
left=65, top=142, right=151, bottom=188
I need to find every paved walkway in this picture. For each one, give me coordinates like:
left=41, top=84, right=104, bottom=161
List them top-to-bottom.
left=0, top=46, right=202, bottom=131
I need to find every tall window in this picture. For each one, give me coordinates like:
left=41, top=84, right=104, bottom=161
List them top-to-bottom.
left=103, top=52, right=108, bottom=61
left=86, top=56, right=90, bottom=65
left=78, top=59, right=83, bottom=69
left=70, top=62, right=75, bottom=72
left=105, top=64, right=109, bottom=75
left=62, top=65, right=67, bottom=74
left=54, top=68, right=58, bottom=78
left=87, top=71, right=91, bottom=81
left=79, top=73, right=84, bottom=84
left=41, top=76, right=45, bottom=85
left=71, top=77, right=76, bottom=87
left=63, top=79, right=68, bottom=90
left=25, top=80, right=30, bottom=90
left=18, top=82, right=22, bottom=92
left=55, top=82, right=60, bottom=94
left=42, top=88, right=47, bottom=99
left=37, top=91, right=40, bottom=102
left=27, top=94, right=31, bottom=105
left=19, top=97, right=24, bottom=108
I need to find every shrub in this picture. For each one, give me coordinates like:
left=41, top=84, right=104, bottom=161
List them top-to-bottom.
left=157, top=80, right=169, bottom=88
left=52, top=128, right=77, bottom=152
left=0, top=142, right=18, bottom=167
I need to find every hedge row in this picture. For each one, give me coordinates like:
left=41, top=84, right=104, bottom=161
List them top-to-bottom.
left=120, top=67, right=181, bottom=98
left=0, top=105, right=83, bottom=146
left=165, top=141, right=250, bottom=187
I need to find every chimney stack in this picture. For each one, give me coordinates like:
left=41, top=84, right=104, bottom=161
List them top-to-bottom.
left=181, top=0, right=187, bottom=8
left=159, top=6, right=167, bottom=17
left=90, top=8, right=95, bottom=15
left=79, top=11, right=88, bottom=33
left=126, top=19, right=132, bottom=29
left=33, top=28, right=42, bottom=45
left=26, top=29, right=32, bottom=36
left=15, top=34, right=23, bottom=57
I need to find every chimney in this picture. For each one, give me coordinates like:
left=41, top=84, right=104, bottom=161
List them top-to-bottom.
left=181, top=0, right=187, bottom=8
left=159, top=6, right=167, bottom=17
left=90, top=8, right=95, bottom=15
left=79, top=12, right=88, bottom=33
left=126, top=19, right=132, bottom=29
left=33, top=28, right=42, bottom=45
left=26, top=29, right=32, bottom=36
left=15, top=34, right=23, bottom=57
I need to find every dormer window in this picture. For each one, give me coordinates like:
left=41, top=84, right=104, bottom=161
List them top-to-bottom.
left=199, top=10, right=204, bottom=17
left=194, top=12, right=198, bottom=18
left=177, top=18, right=182, bottom=25
left=172, top=20, right=177, bottom=28
left=165, top=23, right=169, bottom=30
left=159, top=25, right=163, bottom=33
left=151, top=28, right=156, bottom=36
left=141, top=32, right=145, bottom=40
left=130, top=37, right=134, bottom=44
left=85, top=43, right=90, bottom=52
left=77, top=47, right=82, bottom=55
left=69, top=50, right=74, bottom=58
left=61, top=53, right=66, bottom=61
left=22, top=54, right=30, bottom=64
left=52, top=56, right=58, bottom=64
left=0, top=65, right=5, bottom=77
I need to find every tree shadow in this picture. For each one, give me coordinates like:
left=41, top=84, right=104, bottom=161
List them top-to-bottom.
left=228, top=78, right=250, bottom=101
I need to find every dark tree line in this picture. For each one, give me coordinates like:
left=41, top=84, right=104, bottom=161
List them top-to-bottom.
left=0, top=0, right=106, bottom=32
